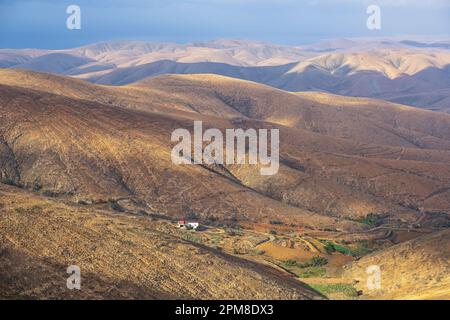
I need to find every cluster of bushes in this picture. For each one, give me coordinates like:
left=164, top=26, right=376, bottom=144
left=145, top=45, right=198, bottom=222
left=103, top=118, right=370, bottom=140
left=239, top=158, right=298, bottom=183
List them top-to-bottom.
left=1, top=178, right=21, bottom=187
left=357, top=213, right=385, bottom=227
left=323, top=240, right=373, bottom=257
left=323, top=241, right=351, bottom=255
left=282, top=256, right=328, bottom=279
left=283, top=256, right=328, bottom=268
left=300, top=256, right=328, bottom=268
left=297, top=267, right=326, bottom=278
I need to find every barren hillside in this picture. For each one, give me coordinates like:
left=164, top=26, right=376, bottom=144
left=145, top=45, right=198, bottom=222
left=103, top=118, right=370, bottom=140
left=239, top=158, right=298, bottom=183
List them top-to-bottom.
left=0, top=67, right=449, bottom=300
left=1, top=70, right=450, bottom=224
left=0, top=184, right=322, bottom=300
left=343, top=229, right=450, bottom=299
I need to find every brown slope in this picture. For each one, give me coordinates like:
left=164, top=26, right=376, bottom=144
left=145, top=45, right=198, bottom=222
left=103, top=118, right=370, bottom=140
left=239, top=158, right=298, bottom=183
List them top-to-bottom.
left=3, top=69, right=450, bottom=151
left=3, top=69, right=450, bottom=164
left=1, top=70, right=450, bottom=220
left=0, top=82, right=361, bottom=232
left=0, top=184, right=322, bottom=300
left=343, top=229, right=450, bottom=300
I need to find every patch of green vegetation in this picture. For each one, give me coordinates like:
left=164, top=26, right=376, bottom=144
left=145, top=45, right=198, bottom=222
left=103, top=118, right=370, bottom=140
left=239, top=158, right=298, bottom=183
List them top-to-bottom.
left=1, top=178, right=20, bottom=187
left=357, top=213, right=384, bottom=227
left=269, top=230, right=277, bottom=235
left=322, top=240, right=374, bottom=257
left=322, top=241, right=352, bottom=255
left=323, top=241, right=336, bottom=254
left=332, top=243, right=352, bottom=255
left=283, top=256, right=328, bottom=270
left=299, top=256, right=328, bottom=268
left=283, top=259, right=298, bottom=267
left=296, top=267, right=326, bottom=278
left=309, top=283, right=359, bottom=299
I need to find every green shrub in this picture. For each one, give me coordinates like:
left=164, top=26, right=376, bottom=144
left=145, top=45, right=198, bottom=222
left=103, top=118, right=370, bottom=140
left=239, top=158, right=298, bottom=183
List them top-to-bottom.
left=1, top=178, right=19, bottom=187
left=358, top=213, right=384, bottom=227
left=269, top=230, right=277, bottom=235
left=323, top=240, right=373, bottom=257
left=323, top=241, right=352, bottom=256
left=324, top=242, right=336, bottom=254
left=332, top=243, right=352, bottom=255
left=299, top=256, right=328, bottom=268
left=310, top=256, right=328, bottom=267
left=283, top=259, right=297, bottom=267
left=297, top=267, right=326, bottom=278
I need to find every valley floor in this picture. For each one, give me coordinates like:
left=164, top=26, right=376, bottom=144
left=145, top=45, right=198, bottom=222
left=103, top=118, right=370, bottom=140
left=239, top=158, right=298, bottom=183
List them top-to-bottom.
left=1, top=183, right=447, bottom=300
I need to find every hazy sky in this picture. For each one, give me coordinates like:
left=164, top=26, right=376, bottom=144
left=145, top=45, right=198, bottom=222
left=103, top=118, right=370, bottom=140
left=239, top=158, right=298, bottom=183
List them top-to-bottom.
left=0, top=0, right=449, bottom=49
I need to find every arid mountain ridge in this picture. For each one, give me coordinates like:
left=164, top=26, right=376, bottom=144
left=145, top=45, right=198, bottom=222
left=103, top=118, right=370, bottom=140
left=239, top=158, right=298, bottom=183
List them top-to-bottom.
left=2, top=38, right=450, bottom=113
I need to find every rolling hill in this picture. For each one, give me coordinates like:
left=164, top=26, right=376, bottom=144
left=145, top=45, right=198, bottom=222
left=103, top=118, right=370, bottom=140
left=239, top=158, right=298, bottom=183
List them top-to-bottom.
left=2, top=39, right=450, bottom=113
left=0, top=67, right=449, bottom=300
left=1, top=69, right=450, bottom=228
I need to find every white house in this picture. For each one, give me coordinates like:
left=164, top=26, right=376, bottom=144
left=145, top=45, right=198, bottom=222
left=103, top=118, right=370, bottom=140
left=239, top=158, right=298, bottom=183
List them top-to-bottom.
left=178, top=220, right=199, bottom=230
left=186, top=221, right=199, bottom=230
